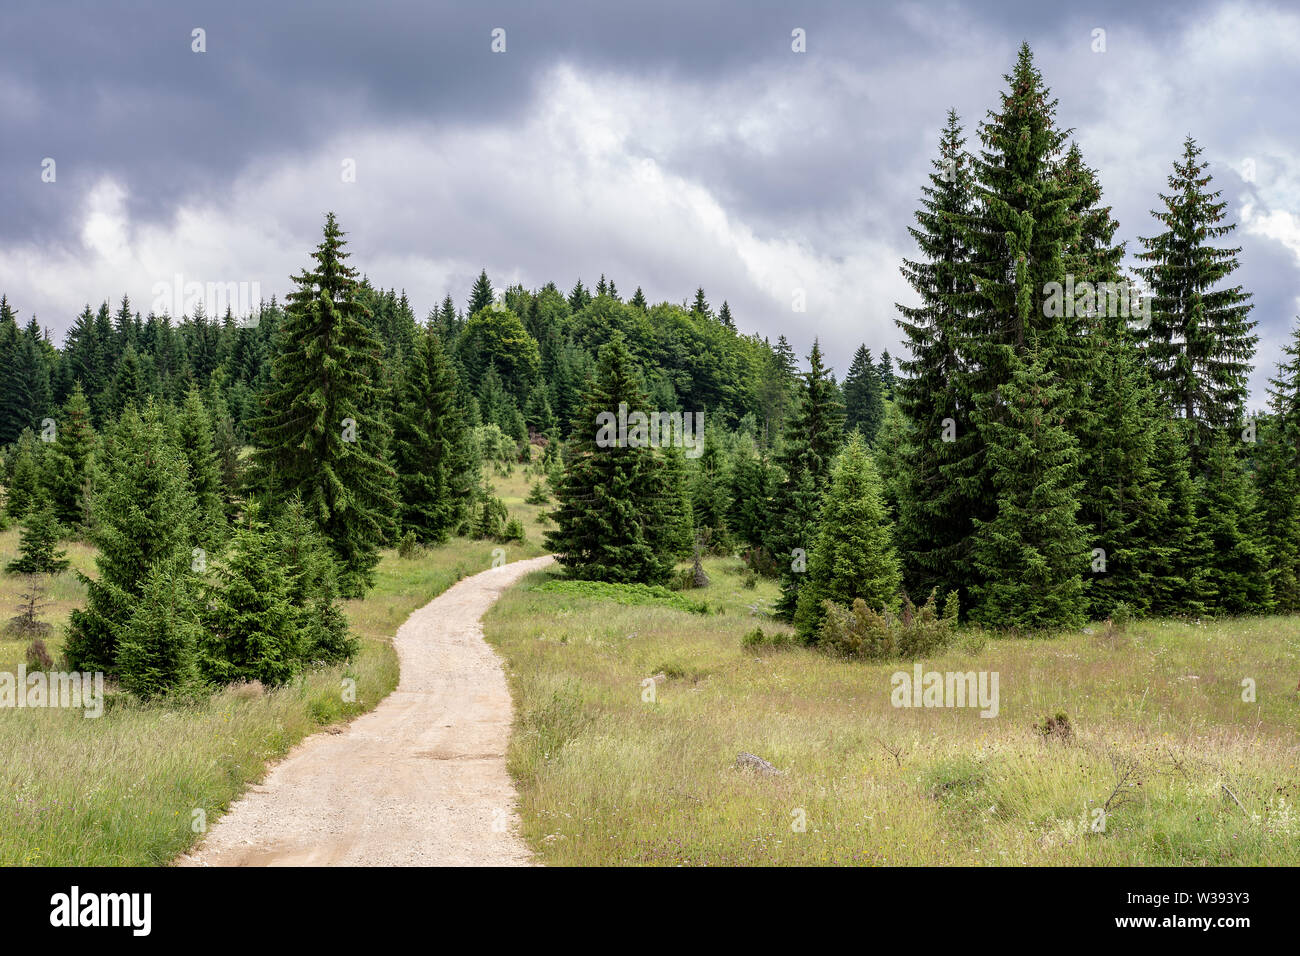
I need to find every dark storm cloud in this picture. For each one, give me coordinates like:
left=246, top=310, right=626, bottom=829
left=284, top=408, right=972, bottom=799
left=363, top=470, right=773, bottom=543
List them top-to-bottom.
left=1, top=0, right=1297, bottom=399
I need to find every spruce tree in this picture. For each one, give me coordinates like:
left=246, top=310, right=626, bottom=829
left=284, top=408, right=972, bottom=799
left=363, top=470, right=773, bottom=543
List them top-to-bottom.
left=893, top=109, right=979, bottom=604
left=1136, top=135, right=1257, bottom=464
left=250, top=213, right=397, bottom=596
left=468, top=269, right=495, bottom=315
left=630, top=287, right=648, bottom=311
left=691, top=288, right=710, bottom=319
left=718, top=301, right=735, bottom=329
left=1258, top=316, right=1300, bottom=611
left=392, top=329, right=475, bottom=543
left=544, top=335, right=673, bottom=584
left=769, top=340, right=846, bottom=619
left=968, top=343, right=1088, bottom=630
left=842, top=345, right=884, bottom=443
left=875, top=350, right=895, bottom=400
left=40, top=384, right=97, bottom=532
left=175, top=386, right=227, bottom=552
left=65, top=401, right=199, bottom=673
left=1145, top=414, right=1210, bottom=617
left=5, top=429, right=42, bottom=520
left=1196, top=430, right=1271, bottom=615
left=792, top=433, right=901, bottom=642
left=727, top=440, right=773, bottom=552
left=660, top=443, right=695, bottom=560
left=273, top=494, right=356, bottom=664
left=5, top=495, right=69, bottom=574
left=201, top=502, right=300, bottom=686
left=116, top=564, right=201, bottom=700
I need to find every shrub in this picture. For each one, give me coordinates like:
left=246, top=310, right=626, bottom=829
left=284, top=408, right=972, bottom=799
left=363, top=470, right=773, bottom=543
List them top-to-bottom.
left=525, top=481, right=550, bottom=505
left=502, top=517, right=526, bottom=543
left=397, top=531, right=425, bottom=560
left=817, top=589, right=954, bottom=661
left=741, top=626, right=795, bottom=650
left=25, top=638, right=54, bottom=670
left=1036, top=710, right=1073, bottom=742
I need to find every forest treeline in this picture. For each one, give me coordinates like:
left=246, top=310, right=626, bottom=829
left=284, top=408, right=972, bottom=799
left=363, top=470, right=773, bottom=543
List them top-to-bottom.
left=3, top=43, right=1299, bottom=696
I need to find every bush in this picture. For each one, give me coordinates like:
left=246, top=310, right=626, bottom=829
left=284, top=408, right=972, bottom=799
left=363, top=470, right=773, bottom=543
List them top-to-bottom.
left=473, top=496, right=509, bottom=540
left=502, top=517, right=526, bottom=543
left=397, top=531, right=425, bottom=560
left=818, top=589, right=954, bottom=661
left=741, top=626, right=795, bottom=650
left=25, top=638, right=54, bottom=670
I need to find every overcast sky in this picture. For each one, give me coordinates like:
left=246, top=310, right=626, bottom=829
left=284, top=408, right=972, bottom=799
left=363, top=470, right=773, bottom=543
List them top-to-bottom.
left=2, top=0, right=1297, bottom=404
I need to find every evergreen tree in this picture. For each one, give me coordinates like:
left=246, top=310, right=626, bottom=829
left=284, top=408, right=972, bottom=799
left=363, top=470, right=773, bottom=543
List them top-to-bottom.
left=893, top=109, right=979, bottom=604
left=1136, top=135, right=1257, bottom=464
left=250, top=213, right=398, bottom=596
left=468, top=269, right=495, bottom=315
left=567, top=279, right=591, bottom=312
left=629, top=287, right=648, bottom=311
left=691, top=287, right=711, bottom=319
left=718, top=301, right=735, bottom=329
left=1259, top=316, right=1300, bottom=611
left=392, top=329, right=476, bottom=543
left=545, top=335, right=674, bottom=584
left=769, top=340, right=846, bottom=619
left=968, top=343, right=1088, bottom=630
left=842, top=344, right=885, bottom=442
left=875, top=349, right=895, bottom=400
left=41, top=384, right=97, bottom=532
left=175, top=386, right=227, bottom=552
left=65, top=401, right=199, bottom=673
left=1145, top=414, right=1210, bottom=616
left=5, top=429, right=43, bottom=520
left=1196, top=430, right=1271, bottom=615
left=792, top=433, right=901, bottom=642
left=727, top=440, right=773, bottom=552
left=660, top=443, right=695, bottom=559
left=5, top=494, right=69, bottom=574
left=273, top=494, right=356, bottom=664
left=201, top=502, right=300, bottom=686
left=116, top=563, right=201, bottom=700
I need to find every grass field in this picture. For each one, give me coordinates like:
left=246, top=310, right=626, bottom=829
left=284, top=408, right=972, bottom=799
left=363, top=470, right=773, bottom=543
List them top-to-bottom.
left=0, top=463, right=549, bottom=866
left=484, top=555, right=1300, bottom=866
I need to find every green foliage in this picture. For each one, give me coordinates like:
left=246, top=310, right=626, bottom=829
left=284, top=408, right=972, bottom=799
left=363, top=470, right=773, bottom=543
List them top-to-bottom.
left=250, top=213, right=397, bottom=596
left=393, top=329, right=476, bottom=543
left=545, top=335, right=675, bottom=585
left=40, top=384, right=97, bottom=532
left=65, top=401, right=199, bottom=674
left=793, top=433, right=902, bottom=642
left=5, top=495, right=69, bottom=574
left=200, top=503, right=300, bottom=686
left=116, top=564, right=202, bottom=701
left=531, top=579, right=709, bottom=615
left=817, top=590, right=953, bottom=660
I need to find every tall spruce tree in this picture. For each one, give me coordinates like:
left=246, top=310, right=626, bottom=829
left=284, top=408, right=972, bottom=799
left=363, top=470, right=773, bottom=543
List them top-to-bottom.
left=894, top=110, right=980, bottom=604
left=1136, top=135, right=1257, bottom=464
left=250, top=213, right=397, bottom=596
left=392, top=329, right=475, bottom=543
left=544, top=335, right=673, bottom=584
left=769, top=340, right=845, bottom=620
left=968, top=343, right=1088, bottom=630
left=175, top=386, right=228, bottom=552
left=1196, top=430, right=1271, bottom=615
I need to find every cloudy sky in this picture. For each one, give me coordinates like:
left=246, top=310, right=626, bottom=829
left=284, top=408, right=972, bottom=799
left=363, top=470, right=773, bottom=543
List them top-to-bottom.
left=2, top=0, right=1297, bottom=404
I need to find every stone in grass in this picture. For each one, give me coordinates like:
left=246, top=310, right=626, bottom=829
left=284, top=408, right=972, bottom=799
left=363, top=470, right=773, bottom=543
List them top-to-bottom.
left=735, top=752, right=782, bottom=776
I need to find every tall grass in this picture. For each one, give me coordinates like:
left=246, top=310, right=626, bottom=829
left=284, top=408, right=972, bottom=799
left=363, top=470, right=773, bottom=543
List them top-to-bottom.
left=484, top=556, right=1300, bottom=866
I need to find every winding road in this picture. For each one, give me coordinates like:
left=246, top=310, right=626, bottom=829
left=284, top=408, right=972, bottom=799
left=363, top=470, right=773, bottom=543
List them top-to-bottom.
left=179, top=555, right=553, bottom=867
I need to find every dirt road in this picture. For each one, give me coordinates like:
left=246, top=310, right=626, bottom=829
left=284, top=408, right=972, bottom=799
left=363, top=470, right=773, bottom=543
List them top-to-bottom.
left=179, top=555, right=553, bottom=867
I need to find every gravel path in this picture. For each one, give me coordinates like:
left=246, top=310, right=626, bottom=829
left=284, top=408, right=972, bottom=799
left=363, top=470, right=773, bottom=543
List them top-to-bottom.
left=179, top=555, right=553, bottom=867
